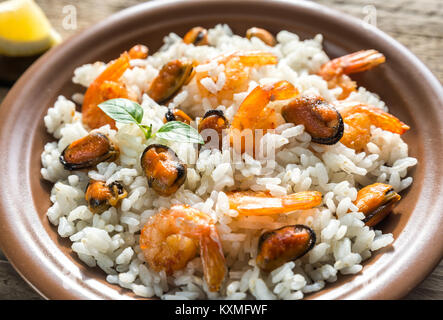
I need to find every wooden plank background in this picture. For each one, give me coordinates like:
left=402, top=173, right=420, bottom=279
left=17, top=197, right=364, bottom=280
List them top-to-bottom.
left=0, top=0, right=441, bottom=300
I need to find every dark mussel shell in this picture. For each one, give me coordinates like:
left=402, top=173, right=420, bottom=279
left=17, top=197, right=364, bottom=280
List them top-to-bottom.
left=183, top=27, right=209, bottom=46
left=246, top=27, right=277, bottom=47
left=147, top=59, right=194, bottom=104
left=281, top=96, right=344, bottom=145
left=164, top=107, right=193, bottom=125
left=198, top=109, right=229, bottom=149
left=60, top=132, right=118, bottom=170
left=140, top=144, right=187, bottom=196
left=85, top=180, right=128, bottom=214
left=354, top=183, right=401, bottom=227
left=256, top=224, right=316, bottom=272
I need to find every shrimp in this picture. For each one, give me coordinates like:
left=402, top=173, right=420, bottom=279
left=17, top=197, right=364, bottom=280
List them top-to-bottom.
left=128, top=44, right=149, bottom=60
left=195, top=50, right=278, bottom=103
left=318, top=50, right=386, bottom=100
left=82, top=52, right=138, bottom=130
left=229, top=80, right=299, bottom=153
left=337, top=101, right=410, bottom=151
left=227, top=190, right=322, bottom=216
left=139, top=204, right=226, bottom=292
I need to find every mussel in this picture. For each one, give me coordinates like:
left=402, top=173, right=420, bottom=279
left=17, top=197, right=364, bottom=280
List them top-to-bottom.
left=183, top=27, right=209, bottom=46
left=246, top=27, right=276, bottom=47
left=147, top=59, right=194, bottom=104
left=281, top=95, right=344, bottom=145
left=164, top=107, right=193, bottom=125
left=198, top=109, right=229, bottom=150
left=60, top=132, right=119, bottom=170
left=140, top=144, right=187, bottom=196
left=85, top=180, right=128, bottom=214
left=354, top=183, right=401, bottom=227
left=256, top=224, right=316, bottom=272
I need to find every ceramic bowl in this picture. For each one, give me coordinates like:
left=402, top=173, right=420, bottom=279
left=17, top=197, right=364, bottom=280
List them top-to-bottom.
left=0, top=0, right=442, bottom=299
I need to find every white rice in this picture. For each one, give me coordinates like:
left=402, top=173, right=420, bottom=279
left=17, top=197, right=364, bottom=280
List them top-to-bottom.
left=41, top=24, right=416, bottom=300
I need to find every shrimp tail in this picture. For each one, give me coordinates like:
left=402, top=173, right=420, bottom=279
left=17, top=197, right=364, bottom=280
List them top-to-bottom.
left=339, top=49, right=386, bottom=75
left=318, top=50, right=385, bottom=100
left=320, top=50, right=386, bottom=80
left=236, top=51, right=278, bottom=66
left=82, top=52, right=132, bottom=130
left=85, top=53, right=131, bottom=97
left=230, top=80, right=299, bottom=153
left=233, top=80, right=299, bottom=130
left=267, top=80, right=299, bottom=101
left=231, top=85, right=270, bottom=131
left=341, top=104, right=410, bottom=135
left=362, top=105, right=409, bottom=134
left=227, top=190, right=322, bottom=216
left=282, top=191, right=323, bottom=211
left=199, top=228, right=226, bottom=292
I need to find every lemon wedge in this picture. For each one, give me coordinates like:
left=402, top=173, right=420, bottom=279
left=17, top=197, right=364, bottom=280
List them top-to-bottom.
left=0, top=0, right=61, bottom=57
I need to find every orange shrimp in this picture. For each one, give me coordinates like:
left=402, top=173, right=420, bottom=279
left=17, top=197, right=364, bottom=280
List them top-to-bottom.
left=128, top=44, right=149, bottom=60
left=195, top=50, right=278, bottom=103
left=318, top=50, right=386, bottom=100
left=82, top=52, right=138, bottom=130
left=229, top=80, right=299, bottom=153
left=338, top=102, right=410, bottom=151
left=226, top=190, right=322, bottom=216
left=139, top=204, right=226, bottom=292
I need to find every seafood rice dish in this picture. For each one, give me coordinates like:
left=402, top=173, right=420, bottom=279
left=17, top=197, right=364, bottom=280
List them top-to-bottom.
left=41, top=25, right=417, bottom=299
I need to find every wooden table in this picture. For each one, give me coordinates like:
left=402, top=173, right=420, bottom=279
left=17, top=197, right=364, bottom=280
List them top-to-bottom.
left=0, top=0, right=441, bottom=300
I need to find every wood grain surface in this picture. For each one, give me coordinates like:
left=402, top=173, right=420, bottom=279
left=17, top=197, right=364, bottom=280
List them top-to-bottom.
left=0, top=0, right=441, bottom=300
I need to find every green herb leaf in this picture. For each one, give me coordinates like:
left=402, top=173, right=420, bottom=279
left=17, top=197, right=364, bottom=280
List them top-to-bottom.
left=98, top=98, right=144, bottom=124
left=97, top=99, right=202, bottom=144
left=155, top=121, right=204, bottom=144
left=139, top=124, right=153, bottom=140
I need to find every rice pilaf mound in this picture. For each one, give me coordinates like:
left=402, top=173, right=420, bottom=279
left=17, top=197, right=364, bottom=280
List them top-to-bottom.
left=41, top=24, right=416, bottom=300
